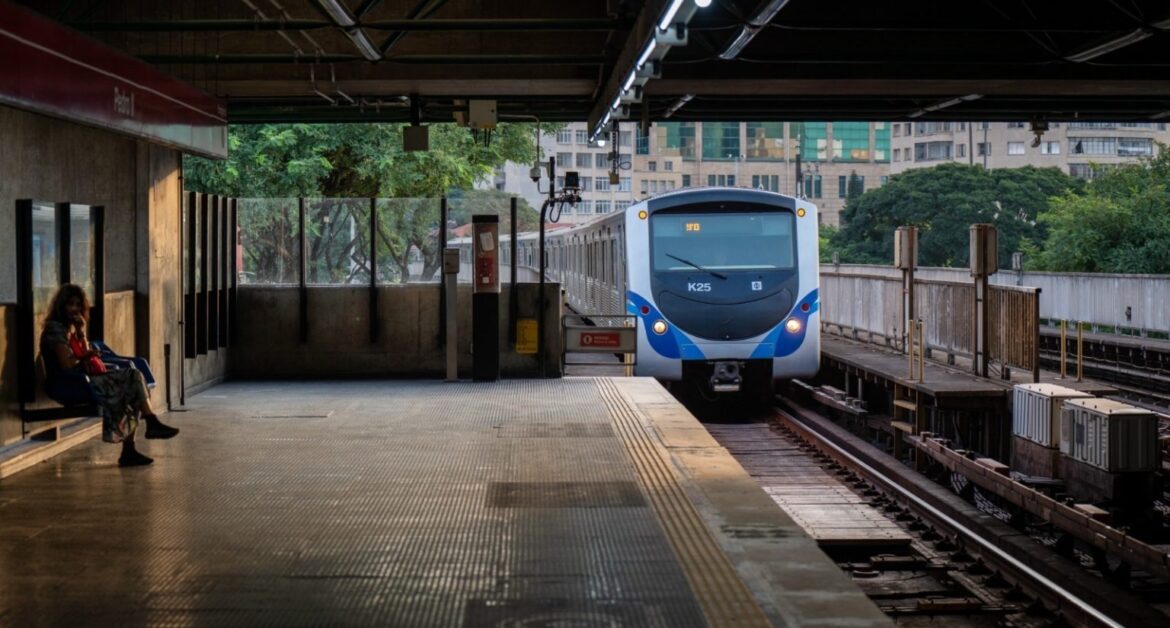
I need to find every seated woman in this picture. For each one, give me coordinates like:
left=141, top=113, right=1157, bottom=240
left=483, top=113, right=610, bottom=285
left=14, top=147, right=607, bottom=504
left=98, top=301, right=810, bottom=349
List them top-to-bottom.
left=40, top=284, right=179, bottom=467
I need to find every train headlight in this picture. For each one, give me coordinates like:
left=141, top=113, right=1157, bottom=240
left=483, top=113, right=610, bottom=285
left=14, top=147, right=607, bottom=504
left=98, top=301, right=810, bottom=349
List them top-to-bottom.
left=785, top=318, right=802, bottom=334
left=652, top=320, right=668, bottom=335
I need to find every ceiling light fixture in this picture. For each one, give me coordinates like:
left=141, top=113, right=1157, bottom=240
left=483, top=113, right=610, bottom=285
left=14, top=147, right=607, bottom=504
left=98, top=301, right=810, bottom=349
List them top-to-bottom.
left=316, top=0, right=357, bottom=28
left=659, top=0, right=685, bottom=31
left=718, top=0, right=793, bottom=60
left=1064, top=28, right=1151, bottom=63
left=345, top=29, right=383, bottom=61
left=663, top=93, right=694, bottom=119
left=907, top=93, right=982, bottom=118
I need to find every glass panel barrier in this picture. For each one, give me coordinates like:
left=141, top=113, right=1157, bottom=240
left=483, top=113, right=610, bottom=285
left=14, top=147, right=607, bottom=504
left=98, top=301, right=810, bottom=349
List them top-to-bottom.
left=237, top=198, right=301, bottom=285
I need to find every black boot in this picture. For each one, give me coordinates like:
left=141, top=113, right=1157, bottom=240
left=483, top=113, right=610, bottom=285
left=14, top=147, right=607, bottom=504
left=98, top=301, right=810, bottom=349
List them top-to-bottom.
left=144, top=414, right=180, bottom=439
left=118, top=441, right=153, bottom=467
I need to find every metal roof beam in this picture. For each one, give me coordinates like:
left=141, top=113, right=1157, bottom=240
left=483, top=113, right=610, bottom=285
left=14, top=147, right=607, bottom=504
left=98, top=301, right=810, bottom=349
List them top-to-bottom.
left=71, top=18, right=624, bottom=32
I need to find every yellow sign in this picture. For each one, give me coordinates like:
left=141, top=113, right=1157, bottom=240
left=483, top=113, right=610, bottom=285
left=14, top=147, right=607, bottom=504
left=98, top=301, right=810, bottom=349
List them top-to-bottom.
left=685, top=222, right=701, bottom=232
left=516, top=318, right=538, bottom=354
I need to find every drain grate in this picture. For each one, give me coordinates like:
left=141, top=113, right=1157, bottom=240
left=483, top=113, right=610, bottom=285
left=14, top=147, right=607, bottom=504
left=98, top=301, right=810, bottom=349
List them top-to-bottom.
left=497, top=422, right=614, bottom=438
left=487, top=482, right=646, bottom=508
left=463, top=599, right=654, bottom=627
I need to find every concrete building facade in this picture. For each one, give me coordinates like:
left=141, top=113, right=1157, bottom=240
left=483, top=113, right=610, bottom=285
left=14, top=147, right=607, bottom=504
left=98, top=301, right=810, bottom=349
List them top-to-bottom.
left=485, top=121, right=894, bottom=227
left=889, top=121, right=1169, bottom=177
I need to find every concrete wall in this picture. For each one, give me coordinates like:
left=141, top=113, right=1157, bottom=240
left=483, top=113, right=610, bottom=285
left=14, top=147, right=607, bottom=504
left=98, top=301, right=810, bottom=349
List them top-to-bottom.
left=0, top=106, right=226, bottom=445
left=822, top=264, right=1170, bottom=335
left=231, top=284, right=563, bottom=378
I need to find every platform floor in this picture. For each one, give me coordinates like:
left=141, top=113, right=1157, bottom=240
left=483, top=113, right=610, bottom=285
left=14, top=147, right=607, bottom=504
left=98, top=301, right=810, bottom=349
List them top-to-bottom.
left=0, top=378, right=887, bottom=627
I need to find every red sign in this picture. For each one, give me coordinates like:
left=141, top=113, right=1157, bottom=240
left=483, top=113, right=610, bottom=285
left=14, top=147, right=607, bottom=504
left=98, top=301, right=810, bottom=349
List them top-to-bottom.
left=0, top=1, right=227, bottom=158
left=581, top=332, right=621, bottom=348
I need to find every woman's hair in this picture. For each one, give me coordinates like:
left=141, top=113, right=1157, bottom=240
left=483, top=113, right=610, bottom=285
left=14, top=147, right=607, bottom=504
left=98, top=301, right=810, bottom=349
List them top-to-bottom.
left=44, top=283, right=89, bottom=326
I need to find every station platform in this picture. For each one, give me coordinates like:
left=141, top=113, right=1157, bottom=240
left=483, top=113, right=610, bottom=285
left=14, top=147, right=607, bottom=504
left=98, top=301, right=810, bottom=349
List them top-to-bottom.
left=0, top=378, right=887, bottom=627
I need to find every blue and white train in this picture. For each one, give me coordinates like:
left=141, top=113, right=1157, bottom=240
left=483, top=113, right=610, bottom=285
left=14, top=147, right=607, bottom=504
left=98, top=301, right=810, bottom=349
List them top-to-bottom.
left=535, top=187, right=820, bottom=397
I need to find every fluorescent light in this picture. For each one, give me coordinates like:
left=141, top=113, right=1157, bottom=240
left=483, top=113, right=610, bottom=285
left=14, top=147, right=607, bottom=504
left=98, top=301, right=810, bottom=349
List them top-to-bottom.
left=318, top=0, right=356, bottom=27
left=659, top=0, right=685, bottom=31
left=695, top=0, right=712, bottom=7
left=717, top=0, right=793, bottom=60
left=1065, top=28, right=1151, bottom=63
left=345, top=29, right=383, bottom=61
left=636, top=39, right=657, bottom=69
left=622, top=71, right=636, bottom=93
left=663, top=93, right=694, bottom=119
left=908, top=93, right=982, bottom=118
left=611, top=94, right=623, bottom=111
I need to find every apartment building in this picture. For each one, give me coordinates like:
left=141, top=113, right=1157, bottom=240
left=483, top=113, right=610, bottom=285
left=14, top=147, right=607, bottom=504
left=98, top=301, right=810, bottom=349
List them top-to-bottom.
left=487, top=121, right=893, bottom=226
left=890, top=121, right=1169, bottom=177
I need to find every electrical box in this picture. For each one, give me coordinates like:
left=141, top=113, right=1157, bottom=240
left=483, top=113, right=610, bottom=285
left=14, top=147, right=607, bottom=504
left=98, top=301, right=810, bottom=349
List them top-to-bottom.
left=468, top=100, right=497, bottom=130
left=403, top=125, right=429, bottom=152
left=563, top=171, right=580, bottom=191
left=969, top=223, right=998, bottom=277
left=894, top=226, right=917, bottom=269
left=442, top=248, right=460, bottom=275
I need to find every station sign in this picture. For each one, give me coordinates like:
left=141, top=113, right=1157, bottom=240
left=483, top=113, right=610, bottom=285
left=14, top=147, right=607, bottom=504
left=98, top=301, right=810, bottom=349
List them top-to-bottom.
left=0, top=1, right=227, bottom=158
left=565, top=327, right=637, bottom=353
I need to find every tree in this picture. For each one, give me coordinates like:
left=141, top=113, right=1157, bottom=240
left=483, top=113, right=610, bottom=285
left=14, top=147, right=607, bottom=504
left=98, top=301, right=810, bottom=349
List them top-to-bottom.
left=184, top=122, right=541, bottom=282
left=1028, top=149, right=1170, bottom=273
left=831, top=163, right=1080, bottom=267
left=846, top=170, right=865, bottom=203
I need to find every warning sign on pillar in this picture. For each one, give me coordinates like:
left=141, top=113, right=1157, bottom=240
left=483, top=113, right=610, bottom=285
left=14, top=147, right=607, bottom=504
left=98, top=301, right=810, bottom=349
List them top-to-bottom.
left=566, top=327, right=636, bottom=352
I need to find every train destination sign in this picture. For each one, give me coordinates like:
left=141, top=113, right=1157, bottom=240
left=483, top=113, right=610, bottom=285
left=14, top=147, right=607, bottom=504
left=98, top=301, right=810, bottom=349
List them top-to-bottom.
left=0, top=1, right=227, bottom=158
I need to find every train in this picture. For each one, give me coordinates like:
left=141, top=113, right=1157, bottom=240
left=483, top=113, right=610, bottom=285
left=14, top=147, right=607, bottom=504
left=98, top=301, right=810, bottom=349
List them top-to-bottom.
left=466, top=187, right=821, bottom=399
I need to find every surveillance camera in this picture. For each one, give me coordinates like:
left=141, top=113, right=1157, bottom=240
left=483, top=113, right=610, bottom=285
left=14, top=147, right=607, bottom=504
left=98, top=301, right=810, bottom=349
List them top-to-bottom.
left=529, top=165, right=542, bottom=183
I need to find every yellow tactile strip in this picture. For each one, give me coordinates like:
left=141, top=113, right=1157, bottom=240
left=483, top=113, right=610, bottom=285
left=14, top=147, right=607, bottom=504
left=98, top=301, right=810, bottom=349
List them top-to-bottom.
left=596, top=378, right=772, bottom=628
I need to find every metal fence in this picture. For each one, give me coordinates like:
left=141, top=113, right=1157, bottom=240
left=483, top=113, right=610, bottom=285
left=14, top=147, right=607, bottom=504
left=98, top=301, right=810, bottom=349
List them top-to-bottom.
left=823, top=264, right=1170, bottom=337
left=819, top=270, right=903, bottom=345
left=988, top=285, right=1041, bottom=379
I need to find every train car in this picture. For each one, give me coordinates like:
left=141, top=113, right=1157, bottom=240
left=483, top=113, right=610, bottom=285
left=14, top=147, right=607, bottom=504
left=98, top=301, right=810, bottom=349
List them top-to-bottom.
left=545, top=187, right=820, bottom=398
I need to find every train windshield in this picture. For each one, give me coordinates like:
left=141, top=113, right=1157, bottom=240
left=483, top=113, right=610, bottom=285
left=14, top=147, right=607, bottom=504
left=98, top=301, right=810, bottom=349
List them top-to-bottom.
left=651, top=211, right=795, bottom=272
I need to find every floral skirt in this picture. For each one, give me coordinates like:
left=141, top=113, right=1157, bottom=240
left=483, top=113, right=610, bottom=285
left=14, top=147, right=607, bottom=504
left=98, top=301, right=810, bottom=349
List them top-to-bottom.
left=91, top=368, right=148, bottom=443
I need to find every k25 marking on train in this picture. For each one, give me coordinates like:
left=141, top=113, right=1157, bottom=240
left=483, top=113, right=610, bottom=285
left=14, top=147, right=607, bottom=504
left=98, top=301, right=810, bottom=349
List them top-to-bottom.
left=687, top=282, right=712, bottom=292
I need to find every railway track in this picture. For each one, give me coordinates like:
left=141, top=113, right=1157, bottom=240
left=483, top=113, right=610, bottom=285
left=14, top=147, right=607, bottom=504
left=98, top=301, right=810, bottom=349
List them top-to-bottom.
left=698, top=399, right=1169, bottom=627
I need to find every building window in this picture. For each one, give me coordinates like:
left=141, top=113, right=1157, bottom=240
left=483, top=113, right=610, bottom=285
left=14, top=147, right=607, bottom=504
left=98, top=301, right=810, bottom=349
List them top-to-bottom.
left=702, top=121, right=742, bottom=160
left=832, top=121, right=872, bottom=162
left=1006, top=121, right=1027, bottom=129
left=657, top=122, right=696, bottom=160
left=745, top=122, right=785, bottom=160
left=791, top=122, right=828, bottom=161
left=874, top=123, right=890, bottom=162
left=893, top=124, right=901, bottom=137
left=557, top=129, right=571, bottom=143
left=575, top=130, right=588, bottom=143
left=619, top=131, right=631, bottom=146
left=636, top=134, right=650, bottom=155
left=1070, top=137, right=1116, bottom=155
left=1119, top=137, right=1153, bottom=156
left=914, top=141, right=953, bottom=161
left=1041, top=141, right=1061, bottom=155
left=977, top=142, right=991, bottom=156
left=1007, top=142, right=1026, bottom=155
left=956, top=143, right=966, bottom=158
left=893, top=148, right=901, bottom=162
left=556, top=152, right=572, bottom=166
left=575, top=153, right=591, bottom=168
left=595, top=154, right=608, bottom=168
left=664, top=160, right=673, bottom=171
left=648, top=161, right=657, bottom=172
left=1069, top=163, right=1110, bottom=180
left=681, top=174, right=691, bottom=187
left=751, top=174, right=780, bottom=191
left=726, top=175, right=735, bottom=187
left=809, top=175, right=822, bottom=198
left=837, top=175, right=847, bottom=198
left=879, top=175, right=889, bottom=186
left=595, top=176, right=609, bottom=192
left=619, top=177, right=631, bottom=192
left=580, top=178, right=592, bottom=192
left=641, top=180, right=649, bottom=194
left=577, top=200, right=591, bottom=213
left=596, top=200, right=611, bottom=214
left=615, top=201, right=631, bottom=212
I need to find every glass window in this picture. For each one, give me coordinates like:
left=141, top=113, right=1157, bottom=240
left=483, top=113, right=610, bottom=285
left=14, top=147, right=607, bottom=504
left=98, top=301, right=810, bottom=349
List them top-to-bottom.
left=1006, top=121, right=1027, bottom=129
left=656, top=122, right=696, bottom=160
left=702, top=122, right=741, bottom=160
left=745, top=122, right=785, bottom=160
left=790, top=122, right=827, bottom=161
left=832, top=122, right=871, bottom=161
left=874, top=123, right=890, bottom=162
left=557, top=129, right=571, bottom=143
left=575, top=129, right=588, bottom=143
left=620, top=131, right=631, bottom=146
left=636, top=133, right=650, bottom=155
left=1069, top=137, right=1116, bottom=155
left=1119, top=137, right=1153, bottom=156
left=914, top=141, right=953, bottom=161
left=1041, top=141, right=1061, bottom=155
left=977, top=142, right=991, bottom=156
left=1008, top=142, right=1026, bottom=155
left=956, top=144, right=966, bottom=158
left=893, top=148, right=901, bottom=162
left=556, top=152, right=572, bottom=166
left=576, top=153, right=591, bottom=168
left=595, top=153, right=608, bottom=168
left=648, top=161, right=657, bottom=172
left=664, top=161, right=673, bottom=171
left=681, top=174, right=691, bottom=187
left=708, top=174, right=717, bottom=186
left=726, top=175, right=735, bottom=187
left=810, top=175, right=822, bottom=198
left=880, top=175, right=889, bottom=185
left=596, top=176, right=609, bottom=192
left=838, top=176, right=847, bottom=198
left=619, top=177, right=632, bottom=192
left=580, top=178, right=592, bottom=192
left=239, top=198, right=301, bottom=285
left=577, top=200, right=592, bottom=213
left=596, top=200, right=611, bottom=214
left=29, top=202, right=59, bottom=313
left=651, top=211, right=796, bottom=272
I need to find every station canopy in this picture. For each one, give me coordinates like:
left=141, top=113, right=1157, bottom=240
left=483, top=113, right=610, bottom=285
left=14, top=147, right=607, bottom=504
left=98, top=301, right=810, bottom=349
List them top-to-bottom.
left=23, top=0, right=1170, bottom=131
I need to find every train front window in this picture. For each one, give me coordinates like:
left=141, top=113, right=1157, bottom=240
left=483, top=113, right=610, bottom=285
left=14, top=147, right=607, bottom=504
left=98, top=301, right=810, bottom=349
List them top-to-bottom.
left=651, top=211, right=795, bottom=272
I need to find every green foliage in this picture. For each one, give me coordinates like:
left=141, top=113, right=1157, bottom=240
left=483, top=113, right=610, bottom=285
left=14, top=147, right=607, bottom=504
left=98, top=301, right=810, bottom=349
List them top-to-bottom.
left=184, top=122, right=541, bottom=282
left=1028, top=150, right=1170, bottom=273
left=832, top=163, right=1080, bottom=267
left=846, top=171, right=864, bottom=203
left=818, top=225, right=840, bottom=263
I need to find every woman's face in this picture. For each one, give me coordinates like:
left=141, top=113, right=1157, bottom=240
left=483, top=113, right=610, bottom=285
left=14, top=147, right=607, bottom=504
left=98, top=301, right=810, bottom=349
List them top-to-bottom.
left=64, top=296, right=83, bottom=321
